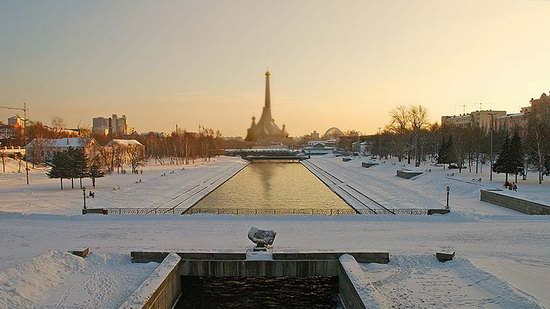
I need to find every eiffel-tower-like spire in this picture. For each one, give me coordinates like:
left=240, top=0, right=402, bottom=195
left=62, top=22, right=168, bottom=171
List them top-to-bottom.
left=245, top=70, right=289, bottom=142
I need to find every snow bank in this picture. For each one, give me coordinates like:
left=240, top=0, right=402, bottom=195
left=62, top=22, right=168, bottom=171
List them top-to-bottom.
left=0, top=250, right=158, bottom=308
left=362, top=255, right=542, bottom=308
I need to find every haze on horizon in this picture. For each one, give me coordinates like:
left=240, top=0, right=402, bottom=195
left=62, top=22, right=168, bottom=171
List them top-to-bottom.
left=1, top=0, right=550, bottom=137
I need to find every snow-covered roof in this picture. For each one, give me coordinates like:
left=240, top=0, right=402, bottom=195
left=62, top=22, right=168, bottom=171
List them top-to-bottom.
left=27, top=138, right=95, bottom=148
left=106, top=139, right=144, bottom=147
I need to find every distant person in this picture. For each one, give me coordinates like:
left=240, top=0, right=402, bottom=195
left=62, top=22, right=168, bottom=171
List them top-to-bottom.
left=504, top=181, right=510, bottom=189
left=513, top=183, right=517, bottom=191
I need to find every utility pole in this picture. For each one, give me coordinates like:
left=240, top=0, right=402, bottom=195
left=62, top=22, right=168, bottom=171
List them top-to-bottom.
left=1, top=103, right=29, bottom=184
left=489, top=112, right=496, bottom=181
left=377, top=127, right=382, bottom=160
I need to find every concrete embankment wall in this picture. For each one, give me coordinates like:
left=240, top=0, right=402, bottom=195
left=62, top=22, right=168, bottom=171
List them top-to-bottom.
left=480, top=189, right=550, bottom=215
left=129, top=251, right=391, bottom=308
left=131, top=251, right=390, bottom=265
left=120, top=253, right=182, bottom=309
left=338, top=254, right=386, bottom=309
left=183, top=259, right=339, bottom=277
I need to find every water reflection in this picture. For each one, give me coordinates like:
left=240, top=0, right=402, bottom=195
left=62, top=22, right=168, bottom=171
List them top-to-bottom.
left=192, top=163, right=350, bottom=211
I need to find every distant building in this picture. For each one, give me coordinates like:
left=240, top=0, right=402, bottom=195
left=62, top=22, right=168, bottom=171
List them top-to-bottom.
left=494, top=91, right=550, bottom=134
left=529, top=92, right=550, bottom=109
left=441, top=110, right=506, bottom=131
left=495, top=113, right=529, bottom=134
left=92, top=114, right=128, bottom=136
left=8, top=115, right=24, bottom=127
left=0, top=124, right=18, bottom=145
left=323, top=127, right=344, bottom=139
left=309, top=130, right=320, bottom=140
left=25, top=137, right=100, bottom=163
left=105, top=139, right=144, bottom=149
left=304, top=140, right=337, bottom=155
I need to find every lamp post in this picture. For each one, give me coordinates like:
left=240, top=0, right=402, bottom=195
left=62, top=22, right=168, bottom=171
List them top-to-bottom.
left=1, top=103, right=29, bottom=184
left=488, top=112, right=496, bottom=182
left=82, top=186, right=87, bottom=210
left=446, top=186, right=450, bottom=209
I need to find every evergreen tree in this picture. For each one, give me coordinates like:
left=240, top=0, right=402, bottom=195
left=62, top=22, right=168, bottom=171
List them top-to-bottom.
left=509, top=131, right=524, bottom=182
left=493, top=133, right=512, bottom=182
left=437, top=135, right=454, bottom=169
left=65, top=147, right=88, bottom=189
left=47, top=151, right=70, bottom=189
left=89, top=163, right=105, bottom=188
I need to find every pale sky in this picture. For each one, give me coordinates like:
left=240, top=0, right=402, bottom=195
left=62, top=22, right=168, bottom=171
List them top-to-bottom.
left=1, top=0, right=550, bottom=137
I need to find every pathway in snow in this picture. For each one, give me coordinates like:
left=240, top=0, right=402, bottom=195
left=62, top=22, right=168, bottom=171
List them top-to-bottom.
left=302, top=159, right=389, bottom=213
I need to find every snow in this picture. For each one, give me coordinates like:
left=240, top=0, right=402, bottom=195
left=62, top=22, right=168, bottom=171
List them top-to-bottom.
left=27, top=137, right=92, bottom=148
left=106, top=139, right=144, bottom=147
left=1, top=154, right=550, bottom=307
left=0, top=250, right=158, bottom=308
left=120, top=252, right=180, bottom=309
left=362, top=255, right=541, bottom=308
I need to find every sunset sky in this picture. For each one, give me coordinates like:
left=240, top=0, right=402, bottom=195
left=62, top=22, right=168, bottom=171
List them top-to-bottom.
left=1, top=0, right=550, bottom=137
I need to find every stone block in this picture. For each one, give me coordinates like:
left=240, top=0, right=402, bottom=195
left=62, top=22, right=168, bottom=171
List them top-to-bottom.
left=70, top=248, right=90, bottom=258
left=436, top=251, right=455, bottom=262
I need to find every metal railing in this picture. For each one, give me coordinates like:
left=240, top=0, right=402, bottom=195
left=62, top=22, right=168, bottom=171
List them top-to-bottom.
left=100, top=207, right=449, bottom=216
left=107, top=208, right=179, bottom=215
left=185, top=208, right=358, bottom=215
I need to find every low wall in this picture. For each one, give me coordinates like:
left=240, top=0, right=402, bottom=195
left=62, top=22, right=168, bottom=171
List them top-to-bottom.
left=362, top=162, right=378, bottom=168
left=396, top=169, right=423, bottom=179
left=480, top=189, right=550, bottom=215
left=82, top=208, right=107, bottom=215
left=131, top=251, right=389, bottom=264
left=273, top=252, right=389, bottom=264
left=120, top=253, right=182, bottom=309
left=338, top=254, right=384, bottom=309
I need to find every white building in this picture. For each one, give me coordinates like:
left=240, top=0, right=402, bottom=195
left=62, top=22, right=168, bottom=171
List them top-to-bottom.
left=25, top=137, right=100, bottom=162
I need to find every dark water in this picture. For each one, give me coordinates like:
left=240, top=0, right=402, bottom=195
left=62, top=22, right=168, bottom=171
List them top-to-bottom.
left=192, top=163, right=351, bottom=211
left=176, top=276, right=342, bottom=309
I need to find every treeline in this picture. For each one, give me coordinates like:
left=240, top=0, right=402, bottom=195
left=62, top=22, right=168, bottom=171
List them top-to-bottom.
left=371, top=103, right=550, bottom=183
left=134, top=128, right=223, bottom=165
left=47, top=147, right=105, bottom=190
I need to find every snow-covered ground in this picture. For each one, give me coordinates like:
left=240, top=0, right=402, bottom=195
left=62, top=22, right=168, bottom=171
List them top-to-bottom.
left=1, top=154, right=550, bottom=308
left=308, top=155, right=544, bottom=218
left=0, top=156, right=247, bottom=215
left=0, top=250, right=158, bottom=308
left=362, top=255, right=541, bottom=308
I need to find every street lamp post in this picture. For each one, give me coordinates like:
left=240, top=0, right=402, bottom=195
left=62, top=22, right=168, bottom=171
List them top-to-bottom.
left=1, top=103, right=29, bottom=184
left=446, top=186, right=450, bottom=209
left=83, top=187, right=87, bottom=210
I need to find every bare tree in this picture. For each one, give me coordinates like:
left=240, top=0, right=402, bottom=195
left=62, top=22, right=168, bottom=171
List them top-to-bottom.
left=526, top=101, right=550, bottom=183
left=386, top=105, right=410, bottom=162
left=408, top=105, right=429, bottom=166
left=126, top=144, right=146, bottom=173
left=0, top=152, right=6, bottom=172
